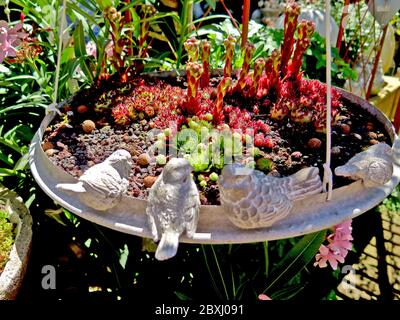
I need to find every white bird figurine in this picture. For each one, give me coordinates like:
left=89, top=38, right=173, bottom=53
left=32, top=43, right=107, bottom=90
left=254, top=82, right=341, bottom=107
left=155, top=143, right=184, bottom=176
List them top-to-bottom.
left=335, top=143, right=393, bottom=187
left=56, top=149, right=132, bottom=211
left=146, top=158, right=200, bottom=261
left=219, top=164, right=322, bottom=229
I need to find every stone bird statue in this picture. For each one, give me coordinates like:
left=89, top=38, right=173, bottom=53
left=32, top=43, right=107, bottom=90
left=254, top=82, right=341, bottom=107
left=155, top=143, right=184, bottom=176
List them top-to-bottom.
left=335, top=143, right=393, bottom=187
left=56, top=149, right=132, bottom=211
left=146, top=158, right=200, bottom=261
left=219, top=164, right=322, bottom=229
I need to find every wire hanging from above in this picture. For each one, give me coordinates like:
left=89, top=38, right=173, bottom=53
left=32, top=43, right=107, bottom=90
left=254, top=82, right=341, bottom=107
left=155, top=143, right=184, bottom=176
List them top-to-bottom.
left=323, top=0, right=333, bottom=201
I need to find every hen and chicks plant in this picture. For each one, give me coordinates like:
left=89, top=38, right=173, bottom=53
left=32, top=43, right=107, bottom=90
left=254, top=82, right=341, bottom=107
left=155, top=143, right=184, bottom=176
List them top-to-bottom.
left=110, top=1, right=343, bottom=177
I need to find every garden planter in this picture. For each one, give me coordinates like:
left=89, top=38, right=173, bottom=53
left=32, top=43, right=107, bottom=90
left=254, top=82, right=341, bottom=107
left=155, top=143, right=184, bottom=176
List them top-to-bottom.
left=28, top=74, right=400, bottom=244
left=0, top=184, right=33, bottom=300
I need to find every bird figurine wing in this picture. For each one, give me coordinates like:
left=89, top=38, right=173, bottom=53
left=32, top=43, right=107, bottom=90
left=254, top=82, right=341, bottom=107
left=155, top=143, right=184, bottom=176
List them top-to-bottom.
left=56, top=149, right=132, bottom=211
left=219, top=164, right=322, bottom=229
left=80, top=165, right=125, bottom=198
left=183, top=180, right=200, bottom=238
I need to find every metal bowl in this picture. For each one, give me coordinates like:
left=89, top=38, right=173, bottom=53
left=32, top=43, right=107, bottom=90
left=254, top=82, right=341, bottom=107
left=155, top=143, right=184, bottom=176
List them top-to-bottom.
left=29, top=84, right=400, bottom=244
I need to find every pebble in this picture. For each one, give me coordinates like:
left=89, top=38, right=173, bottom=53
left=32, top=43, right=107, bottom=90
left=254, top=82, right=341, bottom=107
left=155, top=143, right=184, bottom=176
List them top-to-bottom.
left=77, top=105, right=88, bottom=113
left=82, top=120, right=96, bottom=133
left=365, top=122, right=374, bottom=131
left=340, top=124, right=351, bottom=134
left=368, top=132, right=378, bottom=139
left=352, top=133, right=362, bottom=141
left=307, top=138, right=322, bottom=149
left=42, top=141, right=54, bottom=151
left=331, top=146, right=341, bottom=155
left=45, top=149, right=58, bottom=156
left=137, top=153, right=150, bottom=166
left=144, top=176, right=157, bottom=188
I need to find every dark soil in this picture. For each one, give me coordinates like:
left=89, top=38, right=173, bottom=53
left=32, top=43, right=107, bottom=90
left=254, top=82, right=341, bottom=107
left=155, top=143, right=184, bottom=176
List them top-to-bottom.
left=42, top=75, right=391, bottom=205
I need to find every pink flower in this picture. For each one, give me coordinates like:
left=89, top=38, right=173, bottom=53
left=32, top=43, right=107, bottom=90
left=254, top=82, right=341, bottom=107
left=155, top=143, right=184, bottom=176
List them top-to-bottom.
left=0, top=20, right=27, bottom=63
left=86, top=41, right=97, bottom=57
left=314, top=220, right=353, bottom=270
left=314, top=244, right=345, bottom=270
left=258, top=294, right=272, bottom=300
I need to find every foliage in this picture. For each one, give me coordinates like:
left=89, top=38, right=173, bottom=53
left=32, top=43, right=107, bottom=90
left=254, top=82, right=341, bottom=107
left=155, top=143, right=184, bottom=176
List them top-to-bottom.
left=0, top=0, right=376, bottom=302
left=197, top=19, right=356, bottom=87
left=0, top=209, right=15, bottom=274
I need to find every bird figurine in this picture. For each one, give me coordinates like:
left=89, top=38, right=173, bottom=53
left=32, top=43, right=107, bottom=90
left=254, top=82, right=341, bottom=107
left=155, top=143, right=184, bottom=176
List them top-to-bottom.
left=335, top=143, right=393, bottom=187
left=56, top=149, right=132, bottom=211
left=146, top=158, right=200, bottom=261
left=218, top=164, right=322, bottom=229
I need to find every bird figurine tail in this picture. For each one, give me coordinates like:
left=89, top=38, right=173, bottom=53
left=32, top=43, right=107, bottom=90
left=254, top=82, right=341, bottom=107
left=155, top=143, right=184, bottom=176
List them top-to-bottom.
left=334, top=164, right=359, bottom=178
left=285, top=167, right=322, bottom=201
left=56, top=182, right=86, bottom=193
left=155, top=231, right=180, bottom=261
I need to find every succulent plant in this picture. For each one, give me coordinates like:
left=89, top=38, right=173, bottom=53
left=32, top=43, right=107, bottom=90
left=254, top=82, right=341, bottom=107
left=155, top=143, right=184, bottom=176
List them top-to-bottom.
left=280, top=1, right=300, bottom=77
left=288, top=20, right=315, bottom=79
left=223, top=35, right=236, bottom=78
left=184, top=37, right=200, bottom=62
left=200, top=40, right=211, bottom=89
left=235, top=42, right=255, bottom=93
left=247, top=58, right=266, bottom=97
left=186, top=62, right=204, bottom=115
left=214, top=77, right=232, bottom=124
left=112, top=103, right=131, bottom=125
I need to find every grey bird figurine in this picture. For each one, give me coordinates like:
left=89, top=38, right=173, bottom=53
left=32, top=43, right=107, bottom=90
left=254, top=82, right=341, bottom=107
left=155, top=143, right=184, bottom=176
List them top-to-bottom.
left=335, top=143, right=393, bottom=187
left=56, top=149, right=132, bottom=211
left=146, top=158, right=200, bottom=261
left=219, top=164, right=322, bottom=229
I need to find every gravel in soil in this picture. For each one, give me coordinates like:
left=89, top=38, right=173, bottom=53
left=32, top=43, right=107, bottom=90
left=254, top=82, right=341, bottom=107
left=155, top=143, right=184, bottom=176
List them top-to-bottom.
left=43, top=77, right=391, bottom=206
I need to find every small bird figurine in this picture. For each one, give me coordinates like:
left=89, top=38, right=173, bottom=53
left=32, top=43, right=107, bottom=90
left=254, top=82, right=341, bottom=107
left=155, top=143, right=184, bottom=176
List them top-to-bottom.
left=335, top=143, right=393, bottom=187
left=56, top=149, right=132, bottom=211
left=146, top=158, right=200, bottom=261
left=219, top=164, right=322, bottom=229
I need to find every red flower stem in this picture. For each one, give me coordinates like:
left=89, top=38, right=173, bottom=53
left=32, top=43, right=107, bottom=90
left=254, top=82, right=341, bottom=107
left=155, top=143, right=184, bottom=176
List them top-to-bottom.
left=125, top=0, right=132, bottom=57
left=220, top=0, right=241, bottom=33
left=241, top=0, right=251, bottom=49
left=336, top=0, right=350, bottom=51
left=280, top=1, right=300, bottom=77
left=366, top=24, right=388, bottom=99
left=223, top=35, right=235, bottom=78
left=184, top=37, right=200, bottom=62
left=200, top=40, right=211, bottom=88
left=236, top=42, right=255, bottom=92
left=248, top=58, right=265, bottom=97
left=186, top=62, right=204, bottom=115
left=214, top=77, right=232, bottom=123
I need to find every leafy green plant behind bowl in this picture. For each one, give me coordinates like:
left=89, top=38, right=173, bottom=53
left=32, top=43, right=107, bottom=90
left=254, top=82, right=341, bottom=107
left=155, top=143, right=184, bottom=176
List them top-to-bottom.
left=0, top=209, right=15, bottom=274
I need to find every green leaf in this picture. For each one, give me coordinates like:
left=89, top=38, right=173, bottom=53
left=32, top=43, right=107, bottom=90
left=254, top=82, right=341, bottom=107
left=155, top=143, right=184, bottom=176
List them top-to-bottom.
left=95, top=0, right=113, bottom=10
left=205, top=0, right=217, bottom=10
left=73, top=21, right=94, bottom=83
left=263, top=230, right=326, bottom=294
left=118, top=244, right=129, bottom=269
left=270, top=283, right=306, bottom=300
left=174, top=291, right=193, bottom=301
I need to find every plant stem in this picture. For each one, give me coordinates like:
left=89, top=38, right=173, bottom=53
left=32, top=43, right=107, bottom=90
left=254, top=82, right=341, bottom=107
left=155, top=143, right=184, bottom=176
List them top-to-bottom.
left=241, top=0, right=251, bottom=49
left=263, top=241, right=269, bottom=277
left=201, top=245, right=224, bottom=300
left=211, top=245, right=229, bottom=300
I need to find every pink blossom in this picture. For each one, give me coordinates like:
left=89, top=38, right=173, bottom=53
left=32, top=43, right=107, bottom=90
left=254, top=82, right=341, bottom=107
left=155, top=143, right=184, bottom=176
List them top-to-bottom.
left=0, top=20, right=27, bottom=63
left=86, top=41, right=97, bottom=57
left=314, top=220, right=353, bottom=270
left=314, top=244, right=344, bottom=270
left=258, top=294, right=272, bottom=300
